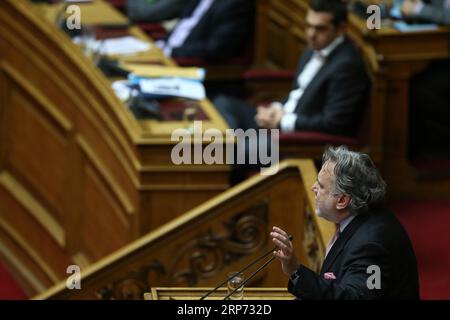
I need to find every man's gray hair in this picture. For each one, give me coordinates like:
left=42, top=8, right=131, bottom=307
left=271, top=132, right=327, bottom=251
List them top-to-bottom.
left=323, top=145, right=386, bottom=214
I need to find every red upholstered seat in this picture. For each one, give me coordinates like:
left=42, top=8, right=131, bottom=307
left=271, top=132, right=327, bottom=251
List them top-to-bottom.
left=107, top=0, right=126, bottom=11
left=137, top=22, right=167, bottom=40
left=175, top=53, right=252, bottom=68
left=174, top=57, right=204, bottom=67
left=243, top=69, right=296, bottom=81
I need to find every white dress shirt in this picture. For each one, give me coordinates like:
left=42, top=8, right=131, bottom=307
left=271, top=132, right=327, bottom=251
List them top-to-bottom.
left=157, top=0, right=215, bottom=56
left=279, top=36, right=345, bottom=132
left=338, top=214, right=356, bottom=234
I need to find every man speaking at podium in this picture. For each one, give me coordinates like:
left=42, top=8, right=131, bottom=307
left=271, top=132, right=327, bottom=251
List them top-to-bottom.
left=271, top=146, right=420, bottom=299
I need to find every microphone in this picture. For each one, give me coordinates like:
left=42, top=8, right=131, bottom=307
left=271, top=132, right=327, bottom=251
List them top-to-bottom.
left=199, top=234, right=293, bottom=300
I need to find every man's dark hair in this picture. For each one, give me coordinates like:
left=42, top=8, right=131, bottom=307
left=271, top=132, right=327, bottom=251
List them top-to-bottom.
left=309, top=0, right=348, bottom=26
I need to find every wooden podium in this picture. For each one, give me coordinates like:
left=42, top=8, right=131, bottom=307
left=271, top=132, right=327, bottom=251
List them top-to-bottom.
left=145, top=288, right=295, bottom=300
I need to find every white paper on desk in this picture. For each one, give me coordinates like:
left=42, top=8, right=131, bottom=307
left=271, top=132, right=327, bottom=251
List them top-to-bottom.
left=98, top=36, right=152, bottom=56
left=139, top=78, right=206, bottom=100
left=112, top=80, right=133, bottom=102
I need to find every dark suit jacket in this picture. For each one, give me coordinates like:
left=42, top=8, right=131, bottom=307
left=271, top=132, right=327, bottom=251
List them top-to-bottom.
left=126, top=0, right=189, bottom=23
left=169, top=0, right=255, bottom=63
left=287, top=37, right=369, bottom=136
left=288, top=207, right=420, bottom=299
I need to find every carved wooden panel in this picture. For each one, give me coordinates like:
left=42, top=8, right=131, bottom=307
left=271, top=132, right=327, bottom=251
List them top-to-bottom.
left=97, top=203, right=268, bottom=299
left=302, top=205, right=325, bottom=273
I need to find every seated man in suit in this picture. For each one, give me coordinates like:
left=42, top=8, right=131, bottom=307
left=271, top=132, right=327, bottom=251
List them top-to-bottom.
left=126, top=0, right=189, bottom=23
left=155, top=0, right=255, bottom=63
left=214, top=0, right=369, bottom=137
left=271, top=145, right=420, bottom=299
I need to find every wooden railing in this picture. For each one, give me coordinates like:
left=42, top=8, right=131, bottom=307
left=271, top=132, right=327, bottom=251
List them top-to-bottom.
left=34, top=160, right=334, bottom=300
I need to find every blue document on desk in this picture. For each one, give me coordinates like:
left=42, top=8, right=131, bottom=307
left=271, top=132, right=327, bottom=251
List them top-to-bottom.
left=393, top=21, right=438, bottom=32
